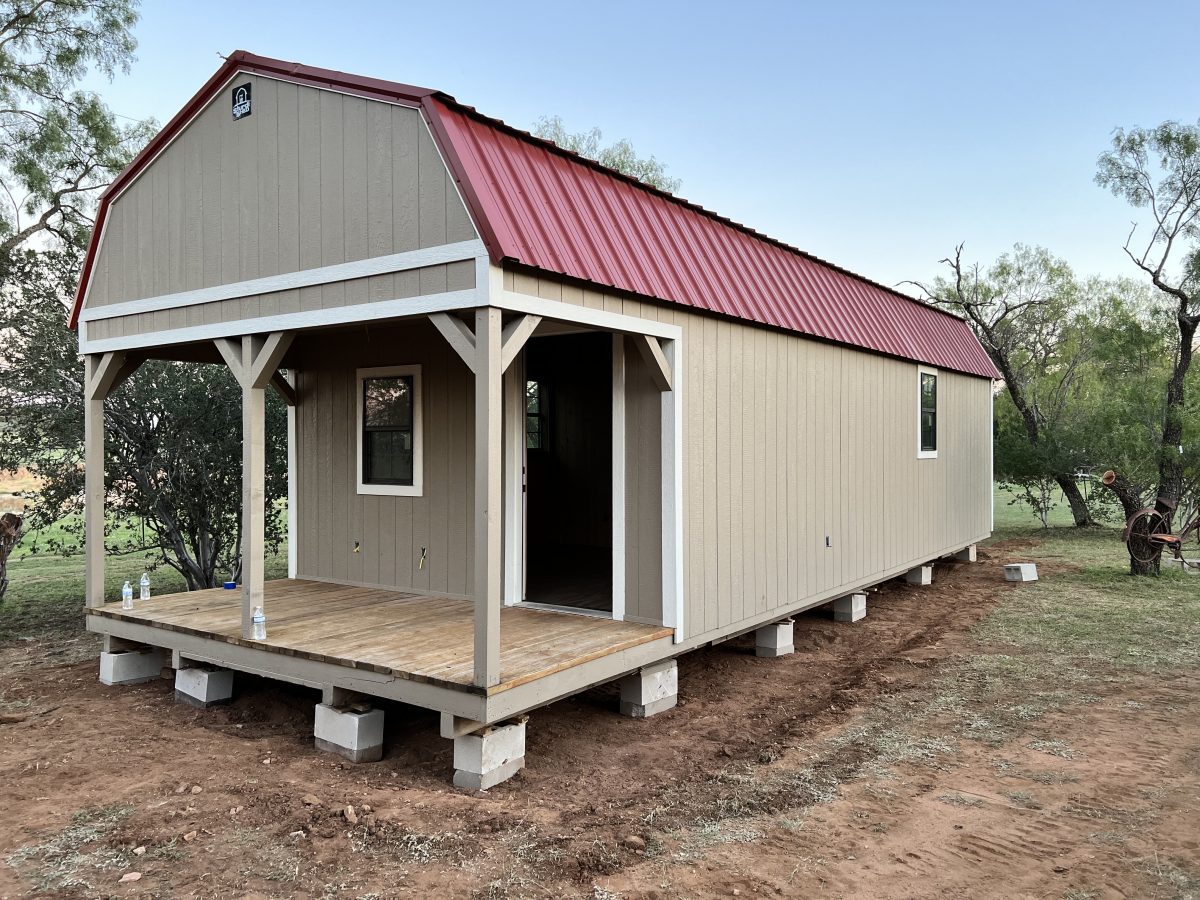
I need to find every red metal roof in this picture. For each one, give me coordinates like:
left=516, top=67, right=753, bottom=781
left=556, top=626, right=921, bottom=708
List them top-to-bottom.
left=70, top=53, right=999, bottom=380
left=432, top=100, right=997, bottom=379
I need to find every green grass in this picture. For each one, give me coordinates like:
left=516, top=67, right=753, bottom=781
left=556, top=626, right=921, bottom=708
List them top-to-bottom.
left=992, top=483, right=1081, bottom=531
left=1, top=517, right=287, bottom=642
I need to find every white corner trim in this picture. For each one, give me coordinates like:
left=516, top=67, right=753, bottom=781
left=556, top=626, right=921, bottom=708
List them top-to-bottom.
left=81, top=239, right=485, bottom=323
left=79, top=288, right=480, bottom=354
left=611, top=333, right=627, bottom=622
left=662, top=336, right=685, bottom=642
left=502, top=358, right=525, bottom=606
left=355, top=364, right=423, bottom=497
left=917, top=364, right=939, bottom=460
left=286, top=369, right=298, bottom=579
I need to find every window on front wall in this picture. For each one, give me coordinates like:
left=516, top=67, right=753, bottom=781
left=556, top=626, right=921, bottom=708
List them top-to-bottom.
left=357, top=366, right=422, bottom=496
left=918, top=368, right=938, bottom=457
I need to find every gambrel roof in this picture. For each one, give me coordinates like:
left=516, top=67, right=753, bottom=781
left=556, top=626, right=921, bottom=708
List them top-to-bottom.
left=71, top=51, right=999, bottom=379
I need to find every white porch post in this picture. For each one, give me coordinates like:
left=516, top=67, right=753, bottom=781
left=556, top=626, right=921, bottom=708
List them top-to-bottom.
left=474, top=307, right=503, bottom=688
left=215, top=332, right=294, bottom=639
left=241, top=335, right=267, bottom=639
left=84, top=352, right=137, bottom=608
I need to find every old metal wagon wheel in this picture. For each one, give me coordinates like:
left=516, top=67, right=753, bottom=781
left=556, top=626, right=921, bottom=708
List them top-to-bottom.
left=1124, top=509, right=1174, bottom=565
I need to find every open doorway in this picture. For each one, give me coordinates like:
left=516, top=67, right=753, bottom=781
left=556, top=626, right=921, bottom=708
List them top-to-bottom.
left=522, top=331, right=613, bottom=613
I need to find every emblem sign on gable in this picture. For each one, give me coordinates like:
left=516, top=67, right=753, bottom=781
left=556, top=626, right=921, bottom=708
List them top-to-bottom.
left=232, top=83, right=252, bottom=120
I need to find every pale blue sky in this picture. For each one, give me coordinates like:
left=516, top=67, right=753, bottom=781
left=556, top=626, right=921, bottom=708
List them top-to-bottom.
left=83, top=0, right=1200, bottom=289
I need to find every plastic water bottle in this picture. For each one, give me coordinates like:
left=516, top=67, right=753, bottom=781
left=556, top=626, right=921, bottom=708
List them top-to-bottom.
left=139, top=572, right=151, bottom=601
left=121, top=580, right=134, bottom=610
left=251, top=606, right=266, bottom=641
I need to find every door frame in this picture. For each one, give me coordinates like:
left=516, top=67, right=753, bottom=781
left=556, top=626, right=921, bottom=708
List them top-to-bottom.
left=501, top=333, right=627, bottom=621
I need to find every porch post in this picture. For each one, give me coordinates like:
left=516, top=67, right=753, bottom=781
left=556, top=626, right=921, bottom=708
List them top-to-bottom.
left=474, top=307, right=503, bottom=687
left=216, top=332, right=293, bottom=640
left=241, top=335, right=267, bottom=639
left=83, top=351, right=136, bottom=608
left=83, top=357, right=108, bottom=608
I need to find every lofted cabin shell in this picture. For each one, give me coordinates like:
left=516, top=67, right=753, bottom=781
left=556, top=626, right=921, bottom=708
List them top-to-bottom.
left=76, top=53, right=996, bottom=782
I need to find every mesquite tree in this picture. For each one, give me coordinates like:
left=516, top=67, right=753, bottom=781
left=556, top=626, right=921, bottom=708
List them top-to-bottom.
left=0, top=0, right=151, bottom=256
left=1096, top=122, right=1200, bottom=574
left=909, top=244, right=1097, bottom=527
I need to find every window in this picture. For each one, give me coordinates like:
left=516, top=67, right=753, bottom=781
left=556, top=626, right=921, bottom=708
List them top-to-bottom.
left=357, top=365, right=422, bottom=496
left=918, top=367, right=938, bottom=458
left=526, top=379, right=544, bottom=450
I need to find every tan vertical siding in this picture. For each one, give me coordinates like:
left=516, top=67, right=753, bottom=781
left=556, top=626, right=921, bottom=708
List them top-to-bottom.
left=83, top=74, right=477, bottom=336
left=506, top=272, right=993, bottom=645
left=293, top=321, right=475, bottom=596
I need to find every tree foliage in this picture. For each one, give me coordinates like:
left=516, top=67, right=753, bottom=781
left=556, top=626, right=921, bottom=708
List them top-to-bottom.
left=0, top=0, right=153, bottom=256
left=531, top=115, right=682, bottom=194
left=1096, top=120, right=1200, bottom=572
left=911, top=244, right=1097, bottom=527
left=0, top=248, right=288, bottom=591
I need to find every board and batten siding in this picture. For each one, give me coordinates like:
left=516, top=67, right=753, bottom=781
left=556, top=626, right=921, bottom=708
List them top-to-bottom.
left=83, top=73, right=477, bottom=340
left=504, top=269, right=993, bottom=646
left=291, top=321, right=475, bottom=598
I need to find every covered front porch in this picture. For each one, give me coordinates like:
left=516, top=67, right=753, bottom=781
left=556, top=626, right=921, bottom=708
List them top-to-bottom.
left=80, top=287, right=685, bottom=784
left=87, top=579, right=673, bottom=703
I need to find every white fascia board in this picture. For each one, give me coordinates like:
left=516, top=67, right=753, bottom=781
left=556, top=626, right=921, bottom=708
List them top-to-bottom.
left=81, top=240, right=484, bottom=323
left=79, top=288, right=481, bottom=354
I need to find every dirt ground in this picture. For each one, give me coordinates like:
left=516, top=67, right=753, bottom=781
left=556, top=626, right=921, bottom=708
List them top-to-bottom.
left=1, top=543, right=1197, bottom=899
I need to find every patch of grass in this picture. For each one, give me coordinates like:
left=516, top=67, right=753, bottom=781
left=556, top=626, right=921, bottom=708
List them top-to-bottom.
left=0, top=533, right=288, bottom=643
left=1028, top=739, right=1078, bottom=759
left=1004, top=790, right=1041, bottom=809
left=938, top=793, right=983, bottom=808
left=5, top=803, right=133, bottom=893
left=672, top=819, right=763, bottom=860
left=1141, top=855, right=1200, bottom=898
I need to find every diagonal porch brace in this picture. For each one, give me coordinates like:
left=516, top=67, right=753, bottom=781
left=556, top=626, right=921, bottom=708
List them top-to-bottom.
left=429, top=312, right=477, bottom=373
left=500, top=314, right=541, bottom=373
left=634, top=333, right=673, bottom=392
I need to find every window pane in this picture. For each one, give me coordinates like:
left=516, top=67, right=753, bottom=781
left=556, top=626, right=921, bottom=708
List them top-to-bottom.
left=921, top=373, right=937, bottom=412
left=364, top=376, right=412, bottom=428
left=526, top=380, right=540, bottom=414
left=921, top=411, right=937, bottom=452
left=526, top=415, right=541, bottom=450
left=365, top=429, right=413, bottom=484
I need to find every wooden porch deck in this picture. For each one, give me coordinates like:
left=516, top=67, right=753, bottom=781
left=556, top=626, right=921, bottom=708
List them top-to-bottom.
left=86, top=579, right=673, bottom=696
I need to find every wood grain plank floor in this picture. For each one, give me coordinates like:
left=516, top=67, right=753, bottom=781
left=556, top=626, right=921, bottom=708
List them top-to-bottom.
left=87, top=579, right=672, bottom=695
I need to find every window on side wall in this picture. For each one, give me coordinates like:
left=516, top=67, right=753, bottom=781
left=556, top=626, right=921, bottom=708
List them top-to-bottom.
left=357, top=365, right=422, bottom=496
left=918, top=366, right=938, bottom=458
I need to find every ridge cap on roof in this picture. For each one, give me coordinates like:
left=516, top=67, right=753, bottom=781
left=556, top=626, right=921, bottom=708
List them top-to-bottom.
left=432, top=95, right=969, bottom=328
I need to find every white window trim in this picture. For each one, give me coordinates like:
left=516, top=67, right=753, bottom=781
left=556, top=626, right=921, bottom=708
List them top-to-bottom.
left=356, top=364, right=423, bottom=497
left=917, top=365, right=938, bottom=459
